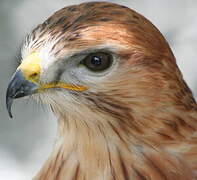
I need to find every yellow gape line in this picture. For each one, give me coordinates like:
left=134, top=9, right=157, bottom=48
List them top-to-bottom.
left=39, top=82, right=87, bottom=92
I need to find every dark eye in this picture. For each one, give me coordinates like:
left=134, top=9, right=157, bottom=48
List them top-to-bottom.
left=81, top=52, right=112, bottom=71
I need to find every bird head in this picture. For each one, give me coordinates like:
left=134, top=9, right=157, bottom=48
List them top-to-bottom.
left=6, top=2, right=195, bottom=135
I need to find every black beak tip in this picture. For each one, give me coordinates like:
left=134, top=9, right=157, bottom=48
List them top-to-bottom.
left=6, top=92, right=13, bottom=118
left=9, top=113, right=13, bottom=119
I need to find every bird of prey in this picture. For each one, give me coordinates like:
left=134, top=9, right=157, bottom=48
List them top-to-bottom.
left=6, top=2, right=197, bottom=180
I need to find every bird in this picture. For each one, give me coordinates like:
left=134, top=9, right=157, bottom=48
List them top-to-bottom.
left=6, top=1, right=197, bottom=180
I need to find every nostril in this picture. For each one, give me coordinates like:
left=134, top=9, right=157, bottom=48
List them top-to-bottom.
left=30, top=72, right=39, bottom=79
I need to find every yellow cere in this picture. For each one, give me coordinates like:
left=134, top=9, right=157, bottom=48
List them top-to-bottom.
left=18, top=52, right=41, bottom=83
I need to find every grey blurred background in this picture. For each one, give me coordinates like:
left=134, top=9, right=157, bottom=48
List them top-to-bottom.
left=0, top=0, right=196, bottom=179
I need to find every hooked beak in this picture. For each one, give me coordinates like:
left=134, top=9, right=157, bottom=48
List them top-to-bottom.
left=6, top=52, right=87, bottom=118
left=6, top=70, right=39, bottom=118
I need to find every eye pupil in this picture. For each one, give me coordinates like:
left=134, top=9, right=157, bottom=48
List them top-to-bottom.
left=82, top=52, right=112, bottom=71
left=91, top=56, right=102, bottom=65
